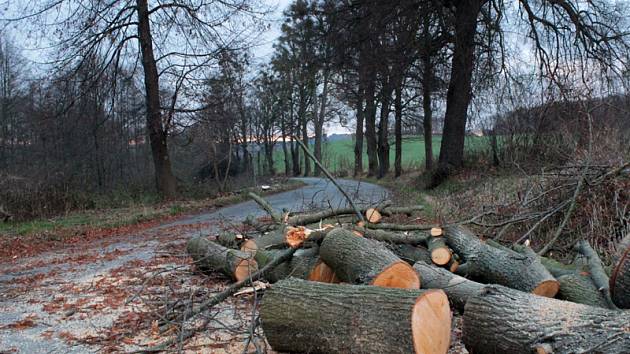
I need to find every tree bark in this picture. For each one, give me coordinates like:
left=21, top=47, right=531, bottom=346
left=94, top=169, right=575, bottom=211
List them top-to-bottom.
left=136, top=0, right=177, bottom=198
left=433, top=0, right=482, bottom=186
left=421, top=52, right=433, bottom=171
left=313, top=71, right=329, bottom=177
left=364, top=76, right=379, bottom=177
left=377, top=84, right=392, bottom=178
left=394, top=84, right=403, bottom=177
left=354, top=90, right=364, bottom=177
left=281, top=113, right=290, bottom=176
left=301, top=115, right=310, bottom=176
left=353, top=226, right=429, bottom=246
left=444, top=226, right=559, bottom=297
left=240, top=227, right=287, bottom=255
left=320, top=228, right=419, bottom=288
left=610, top=234, right=630, bottom=308
left=186, top=237, right=258, bottom=281
left=576, top=240, right=618, bottom=309
left=390, top=244, right=432, bottom=265
left=253, top=247, right=324, bottom=283
left=413, top=261, right=484, bottom=313
left=557, top=274, right=609, bottom=308
left=260, top=278, right=451, bottom=354
left=463, top=285, right=630, bottom=354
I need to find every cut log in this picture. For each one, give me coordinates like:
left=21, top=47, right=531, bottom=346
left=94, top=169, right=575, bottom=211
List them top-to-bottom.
left=285, top=202, right=423, bottom=226
left=381, top=205, right=424, bottom=216
left=365, top=207, right=382, bottom=223
left=243, top=215, right=278, bottom=233
left=366, top=222, right=437, bottom=231
left=353, top=226, right=429, bottom=245
left=444, top=226, right=559, bottom=297
left=430, top=227, right=443, bottom=237
left=240, top=228, right=286, bottom=255
left=320, top=228, right=420, bottom=289
left=215, top=232, right=243, bottom=249
left=610, top=234, right=630, bottom=309
left=186, top=237, right=258, bottom=281
left=427, top=237, right=451, bottom=266
left=575, top=240, right=618, bottom=309
left=508, top=242, right=585, bottom=277
left=390, top=244, right=432, bottom=265
left=253, top=247, right=338, bottom=283
left=413, top=261, right=484, bottom=313
left=557, top=274, right=609, bottom=308
left=260, top=278, right=451, bottom=354
left=463, top=285, right=630, bottom=354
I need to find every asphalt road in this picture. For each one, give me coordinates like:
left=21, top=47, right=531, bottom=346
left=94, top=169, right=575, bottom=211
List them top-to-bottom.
left=0, top=177, right=389, bottom=353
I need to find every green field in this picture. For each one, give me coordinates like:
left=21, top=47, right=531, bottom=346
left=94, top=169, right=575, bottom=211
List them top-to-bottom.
left=270, top=135, right=489, bottom=174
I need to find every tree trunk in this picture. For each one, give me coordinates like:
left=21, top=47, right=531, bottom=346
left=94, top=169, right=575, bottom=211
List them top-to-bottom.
left=136, top=0, right=177, bottom=198
left=433, top=0, right=482, bottom=186
left=422, top=54, right=433, bottom=171
left=314, top=71, right=329, bottom=177
left=364, top=77, right=379, bottom=177
left=394, top=84, right=403, bottom=177
left=377, top=85, right=391, bottom=178
left=354, top=92, right=364, bottom=177
left=281, top=114, right=290, bottom=176
left=301, top=115, right=310, bottom=176
left=444, top=226, right=559, bottom=297
left=240, top=227, right=287, bottom=255
left=320, top=228, right=419, bottom=288
left=610, top=234, right=630, bottom=308
left=427, top=236, right=451, bottom=266
left=186, top=237, right=258, bottom=281
left=390, top=244, right=432, bottom=265
left=253, top=247, right=336, bottom=283
left=413, top=261, right=484, bottom=313
left=557, top=274, right=609, bottom=308
left=260, top=278, right=452, bottom=354
left=463, top=285, right=630, bottom=354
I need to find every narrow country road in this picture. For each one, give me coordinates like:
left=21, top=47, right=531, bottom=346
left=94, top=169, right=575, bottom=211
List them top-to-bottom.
left=0, top=178, right=389, bottom=353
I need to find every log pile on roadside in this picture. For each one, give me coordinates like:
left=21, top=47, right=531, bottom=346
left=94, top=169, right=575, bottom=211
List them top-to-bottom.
left=179, top=192, right=630, bottom=354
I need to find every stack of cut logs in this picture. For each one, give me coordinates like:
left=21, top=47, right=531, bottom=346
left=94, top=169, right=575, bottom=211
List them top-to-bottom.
left=186, top=194, right=630, bottom=354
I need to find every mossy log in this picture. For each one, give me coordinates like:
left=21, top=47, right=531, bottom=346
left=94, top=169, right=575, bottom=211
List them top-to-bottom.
left=285, top=202, right=423, bottom=226
left=444, top=226, right=558, bottom=297
left=240, top=227, right=286, bottom=255
left=320, top=228, right=420, bottom=288
left=610, top=234, right=630, bottom=308
left=427, top=236, right=451, bottom=266
left=186, top=237, right=258, bottom=281
left=390, top=244, right=432, bottom=265
left=253, top=247, right=338, bottom=283
left=413, top=261, right=484, bottom=313
left=557, top=274, right=609, bottom=308
left=260, top=278, right=451, bottom=354
left=463, top=285, right=630, bottom=354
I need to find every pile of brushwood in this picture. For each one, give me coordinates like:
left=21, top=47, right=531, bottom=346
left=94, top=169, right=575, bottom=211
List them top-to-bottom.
left=178, top=191, right=630, bottom=354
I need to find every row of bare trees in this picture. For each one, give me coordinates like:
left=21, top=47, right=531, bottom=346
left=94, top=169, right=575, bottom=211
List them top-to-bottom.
left=1, top=0, right=629, bottom=211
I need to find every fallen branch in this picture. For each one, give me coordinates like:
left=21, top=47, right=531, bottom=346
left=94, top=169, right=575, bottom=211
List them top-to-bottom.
left=294, top=137, right=365, bottom=223
left=248, top=192, right=282, bottom=223
left=140, top=248, right=298, bottom=353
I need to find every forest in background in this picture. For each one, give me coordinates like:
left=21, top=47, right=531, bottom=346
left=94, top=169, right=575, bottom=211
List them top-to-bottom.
left=0, top=0, right=629, bottom=222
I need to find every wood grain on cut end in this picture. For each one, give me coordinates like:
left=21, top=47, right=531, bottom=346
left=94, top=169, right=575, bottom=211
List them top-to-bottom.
left=366, top=208, right=382, bottom=223
left=430, top=228, right=443, bottom=237
left=240, top=239, right=257, bottom=254
left=431, top=248, right=452, bottom=266
left=234, top=259, right=258, bottom=281
left=308, top=260, right=340, bottom=283
left=371, top=261, right=421, bottom=289
left=532, top=279, right=560, bottom=297
left=412, top=290, right=451, bottom=354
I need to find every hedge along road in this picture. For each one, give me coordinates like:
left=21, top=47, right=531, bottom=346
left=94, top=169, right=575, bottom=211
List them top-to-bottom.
left=0, top=177, right=389, bottom=353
